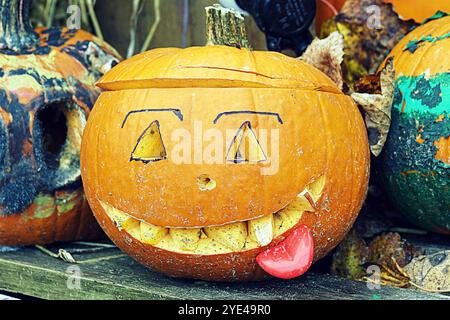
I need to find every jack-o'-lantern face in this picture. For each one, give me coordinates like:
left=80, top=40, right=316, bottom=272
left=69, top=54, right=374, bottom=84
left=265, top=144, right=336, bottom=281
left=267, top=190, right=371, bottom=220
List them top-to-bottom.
left=81, top=46, right=370, bottom=281
left=103, top=103, right=307, bottom=228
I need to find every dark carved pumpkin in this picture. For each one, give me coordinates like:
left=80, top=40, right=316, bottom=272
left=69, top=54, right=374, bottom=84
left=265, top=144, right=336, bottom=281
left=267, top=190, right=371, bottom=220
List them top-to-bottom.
left=0, top=0, right=120, bottom=246
left=81, top=7, right=370, bottom=281
left=379, top=14, right=450, bottom=234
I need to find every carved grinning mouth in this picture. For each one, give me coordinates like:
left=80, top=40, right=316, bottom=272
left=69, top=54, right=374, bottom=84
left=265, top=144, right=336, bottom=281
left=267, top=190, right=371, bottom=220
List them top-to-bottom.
left=100, top=175, right=326, bottom=255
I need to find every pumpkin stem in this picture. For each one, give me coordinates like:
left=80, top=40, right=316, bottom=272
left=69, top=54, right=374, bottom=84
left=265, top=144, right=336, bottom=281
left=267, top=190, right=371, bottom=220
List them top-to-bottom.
left=0, top=0, right=40, bottom=51
left=205, top=4, right=251, bottom=49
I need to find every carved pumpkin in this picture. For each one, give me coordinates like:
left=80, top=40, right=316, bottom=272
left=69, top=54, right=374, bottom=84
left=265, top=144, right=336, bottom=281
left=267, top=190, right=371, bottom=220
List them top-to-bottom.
left=0, top=0, right=120, bottom=246
left=383, top=0, right=450, bottom=23
left=81, top=7, right=370, bottom=281
left=379, top=14, right=450, bottom=234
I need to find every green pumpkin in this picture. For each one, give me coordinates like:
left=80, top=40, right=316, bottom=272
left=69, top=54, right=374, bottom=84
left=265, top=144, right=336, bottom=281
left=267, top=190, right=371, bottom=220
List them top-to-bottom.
left=379, top=13, right=450, bottom=233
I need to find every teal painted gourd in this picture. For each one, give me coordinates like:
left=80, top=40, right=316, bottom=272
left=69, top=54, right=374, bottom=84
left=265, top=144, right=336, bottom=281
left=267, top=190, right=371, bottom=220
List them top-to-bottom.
left=379, top=13, right=450, bottom=233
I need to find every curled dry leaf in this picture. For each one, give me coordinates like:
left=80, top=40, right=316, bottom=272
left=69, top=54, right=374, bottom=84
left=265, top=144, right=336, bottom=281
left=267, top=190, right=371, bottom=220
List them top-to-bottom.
left=299, top=31, right=345, bottom=90
left=351, top=58, right=395, bottom=156
left=353, top=74, right=382, bottom=95
left=368, top=232, right=420, bottom=269
left=364, top=233, right=421, bottom=288
left=405, top=251, right=450, bottom=292
left=363, top=259, right=411, bottom=288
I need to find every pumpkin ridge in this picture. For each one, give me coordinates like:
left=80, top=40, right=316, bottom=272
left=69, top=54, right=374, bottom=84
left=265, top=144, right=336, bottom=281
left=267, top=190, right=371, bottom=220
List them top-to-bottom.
left=339, top=89, right=356, bottom=221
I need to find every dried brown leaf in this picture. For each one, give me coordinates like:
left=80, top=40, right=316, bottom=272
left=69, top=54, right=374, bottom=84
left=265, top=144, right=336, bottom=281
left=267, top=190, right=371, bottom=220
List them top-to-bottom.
left=320, top=0, right=415, bottom=85
left=300, top=31, right=344, bottom=90
left=351, top=58, right=395, bottom=156
left=354, top=74, right=382, bottom=95
left=331, top=230, right=424, bottom=288
left=368, top=232, right=419, bottom=269
left=360, top=233, right=419, bottom=288
left=405, top=251, right=450, bottom=293
left=362, top=262, right=410, bottom=288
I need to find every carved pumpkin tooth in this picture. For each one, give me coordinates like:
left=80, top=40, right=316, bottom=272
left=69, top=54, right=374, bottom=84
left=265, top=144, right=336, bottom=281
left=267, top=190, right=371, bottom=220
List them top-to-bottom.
left=305, top=175, right=326, bottom=204
left=275, top=193, right=316, bottom=238
left=295, top=194, right=316, bottom=212
left=100, top=201, right=130, bottom=230
left=100, top=201, right=141, bottom=240
left=275, top=210, right=304, bottom=238
left=273, top=213, right=284, bottom=236
left=248, top=214, right=274, bottom=247
left=121, top=218, right=142, bottom=241
left=140, top=222, right=168, bottom=245
left=204, top=222, right=247, bottom=251
left=170, top=228, right=202, bottom=251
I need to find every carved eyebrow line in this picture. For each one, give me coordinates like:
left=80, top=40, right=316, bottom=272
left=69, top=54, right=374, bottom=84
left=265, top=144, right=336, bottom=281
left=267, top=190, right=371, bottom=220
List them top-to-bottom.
left=121, top=108, right=183, bottom=128
left=213, top=111, right=283, bottom=125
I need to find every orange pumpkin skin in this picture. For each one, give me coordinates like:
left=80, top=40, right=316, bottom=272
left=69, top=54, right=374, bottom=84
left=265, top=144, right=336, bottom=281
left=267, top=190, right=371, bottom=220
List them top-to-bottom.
left=383, top=0, right=450, bottom=23
left=0, top=1, right=121, bottom=246
left=81, top=46, right=370, bottom=281
left=0, top=191, right=100, bottom=246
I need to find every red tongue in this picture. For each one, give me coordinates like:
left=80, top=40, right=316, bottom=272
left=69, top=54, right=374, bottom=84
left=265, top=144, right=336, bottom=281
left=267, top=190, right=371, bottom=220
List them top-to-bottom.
left=256, top=225, right=314, bottom=280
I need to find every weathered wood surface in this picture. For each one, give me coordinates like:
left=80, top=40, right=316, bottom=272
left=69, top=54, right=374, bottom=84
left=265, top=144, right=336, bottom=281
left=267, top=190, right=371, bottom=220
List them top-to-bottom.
left=0, top=243, right=448, bottom=300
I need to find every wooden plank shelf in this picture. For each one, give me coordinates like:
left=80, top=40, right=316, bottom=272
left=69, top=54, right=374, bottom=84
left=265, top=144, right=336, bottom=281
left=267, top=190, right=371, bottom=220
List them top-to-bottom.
left=0, top=243, right=448, bottom=300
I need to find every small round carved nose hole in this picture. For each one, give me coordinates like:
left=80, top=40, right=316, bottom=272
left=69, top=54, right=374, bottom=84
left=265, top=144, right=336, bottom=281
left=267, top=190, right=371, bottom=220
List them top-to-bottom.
left=197, top=174, right=216, bottom=191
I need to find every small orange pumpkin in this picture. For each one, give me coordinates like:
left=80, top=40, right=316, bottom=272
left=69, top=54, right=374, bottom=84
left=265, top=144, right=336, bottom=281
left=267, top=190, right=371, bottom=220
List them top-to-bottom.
left=81, top=7, right=370, bottom=281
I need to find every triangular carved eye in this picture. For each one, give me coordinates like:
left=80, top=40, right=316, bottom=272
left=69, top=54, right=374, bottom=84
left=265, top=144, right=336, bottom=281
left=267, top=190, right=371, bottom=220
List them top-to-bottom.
left=131, top=120, right=167, bottom=163
left=226, top=121, right=267, bottom=163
